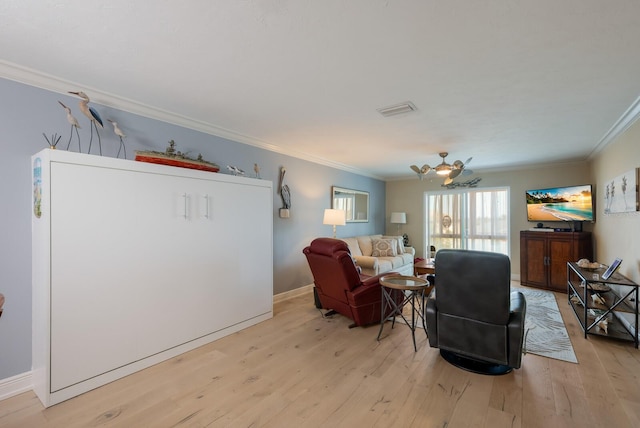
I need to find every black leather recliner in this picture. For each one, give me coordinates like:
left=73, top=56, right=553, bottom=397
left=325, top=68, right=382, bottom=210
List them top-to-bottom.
left=425, top=249, right=526, bottom=375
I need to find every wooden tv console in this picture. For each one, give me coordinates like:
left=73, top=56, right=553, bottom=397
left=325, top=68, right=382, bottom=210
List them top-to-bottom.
left=520, top=230, right=592, bottom=292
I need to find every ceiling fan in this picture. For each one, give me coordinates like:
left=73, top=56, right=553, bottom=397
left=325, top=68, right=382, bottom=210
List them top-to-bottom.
left=410, top=152, right=473, bottom=184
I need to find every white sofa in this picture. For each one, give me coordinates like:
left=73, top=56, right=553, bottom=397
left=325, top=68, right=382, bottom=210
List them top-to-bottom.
left=340, top=234, right=415, bottom=276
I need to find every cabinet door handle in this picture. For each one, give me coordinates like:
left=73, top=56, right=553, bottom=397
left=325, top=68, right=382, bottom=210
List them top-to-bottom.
left=182, top=193, right=188, bottom=219
left=203, top=194, right=210, bottom=219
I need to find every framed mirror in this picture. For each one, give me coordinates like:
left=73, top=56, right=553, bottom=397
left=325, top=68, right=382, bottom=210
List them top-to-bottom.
left=332, top=186, right=369, bottom=223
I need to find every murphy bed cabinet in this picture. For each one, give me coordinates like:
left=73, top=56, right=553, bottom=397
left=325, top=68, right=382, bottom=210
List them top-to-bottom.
left=32, top=149, right=273, bottom=407
left=520, top=230, right=592, bottom=292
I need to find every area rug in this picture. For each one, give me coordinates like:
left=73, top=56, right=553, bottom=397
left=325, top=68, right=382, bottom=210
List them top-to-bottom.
left=515, top=287, right=578, bottom=363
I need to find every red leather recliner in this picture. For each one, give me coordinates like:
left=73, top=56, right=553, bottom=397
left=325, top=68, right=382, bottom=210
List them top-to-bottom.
left=303, top=238, right=401, bottom=327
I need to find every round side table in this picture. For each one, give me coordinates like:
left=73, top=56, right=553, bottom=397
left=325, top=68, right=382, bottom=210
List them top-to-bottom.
left=377, top=275, right=433, bottom=351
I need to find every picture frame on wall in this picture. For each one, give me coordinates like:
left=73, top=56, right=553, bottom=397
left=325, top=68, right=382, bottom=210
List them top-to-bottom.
left=603, top=168, right=639, bottom=214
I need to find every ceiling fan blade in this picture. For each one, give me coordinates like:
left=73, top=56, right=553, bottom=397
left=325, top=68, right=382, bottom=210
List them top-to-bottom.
left=464, top=157, right=473, bottom=165
left=451, top=159, right=461, bottom=169
left=421, top=164, right=431, bottom=174
left=410, top=165, right=421, bottom=174
left=449, top=168, right=462, bottom=179
left=462, top=168, right=473, bottom=176
left=444, top=176, right=453, bottom=185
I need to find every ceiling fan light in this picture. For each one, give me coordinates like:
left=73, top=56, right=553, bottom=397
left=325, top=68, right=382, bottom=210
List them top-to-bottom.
left=435, top=163, right=451, bottom=175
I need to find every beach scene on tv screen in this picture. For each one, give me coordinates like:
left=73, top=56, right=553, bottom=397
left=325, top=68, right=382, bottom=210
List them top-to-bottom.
left=526, top=185, right=593, bottom=221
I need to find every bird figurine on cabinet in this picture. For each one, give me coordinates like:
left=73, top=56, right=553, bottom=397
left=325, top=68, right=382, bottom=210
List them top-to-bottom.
left=68, top=91, right=104, bottom=155
left=58, top=101, right=82, bottom=151
left=107, top=119, right=127, bottom=159
left=254, top=163, right=261, bottom=179
left=226, top=165, right=245, bottom=176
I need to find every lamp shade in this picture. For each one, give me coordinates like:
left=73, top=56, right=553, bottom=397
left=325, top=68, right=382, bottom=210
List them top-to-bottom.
left=323, top=209, right=346, bottom=226
left=390, top=212, right=406, bottom=224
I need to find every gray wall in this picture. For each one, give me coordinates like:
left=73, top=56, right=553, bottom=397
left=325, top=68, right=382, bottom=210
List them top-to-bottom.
left=0, top=77, right=385, bottom=379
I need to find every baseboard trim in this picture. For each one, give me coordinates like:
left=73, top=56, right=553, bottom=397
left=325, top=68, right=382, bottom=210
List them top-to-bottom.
left=274, top=277, right=522, bottom=303
left=273, top=284, right=313, bottom=304
left=0, top=371, right=32, bottom=401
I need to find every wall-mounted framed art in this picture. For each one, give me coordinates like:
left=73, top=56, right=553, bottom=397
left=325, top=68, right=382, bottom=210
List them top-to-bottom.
left=603, top=168, right=639, bottom=214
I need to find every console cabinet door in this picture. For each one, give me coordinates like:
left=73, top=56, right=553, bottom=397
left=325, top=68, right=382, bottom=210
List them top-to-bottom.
left=521, top=235, right=547, bottom=288
left=548, top=237, right=574, bottom=291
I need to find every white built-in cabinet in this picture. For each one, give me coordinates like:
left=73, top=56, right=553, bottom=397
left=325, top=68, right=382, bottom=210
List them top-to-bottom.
left=32, top=149, right=273, bottom=407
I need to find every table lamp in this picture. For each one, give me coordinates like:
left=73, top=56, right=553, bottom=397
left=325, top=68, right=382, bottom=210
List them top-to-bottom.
left=323, top=209, right=346, bottom=238
left=390, top=212, right=406, bottom=235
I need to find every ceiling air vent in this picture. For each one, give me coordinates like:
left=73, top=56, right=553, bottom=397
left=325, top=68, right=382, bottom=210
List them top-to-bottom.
left=377, top=101, right=417, bottom=117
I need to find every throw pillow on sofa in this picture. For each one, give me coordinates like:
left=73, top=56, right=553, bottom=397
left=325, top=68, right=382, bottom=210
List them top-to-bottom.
left=382, top=235, right=405, bottom=255
left=371, top=239, right=398, bottom=257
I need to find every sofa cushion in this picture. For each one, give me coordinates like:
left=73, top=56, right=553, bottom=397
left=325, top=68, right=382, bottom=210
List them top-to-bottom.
left=357, top=235, right=382, bottom=256
left=341, top=237, right=362, bottom=256
left=371, top=239, right=398, bottom=257
left=378, top=256, right=407, bottom=269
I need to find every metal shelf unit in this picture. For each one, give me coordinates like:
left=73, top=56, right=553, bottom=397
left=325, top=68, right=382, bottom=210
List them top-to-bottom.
left=567, top=262, right=638, bottom=348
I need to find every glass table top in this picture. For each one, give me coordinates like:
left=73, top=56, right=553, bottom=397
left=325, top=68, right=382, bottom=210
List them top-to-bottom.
left=380, top=275, right=430, bottom=290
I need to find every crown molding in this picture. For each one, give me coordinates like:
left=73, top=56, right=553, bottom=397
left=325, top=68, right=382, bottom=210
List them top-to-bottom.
left=0, top=60, right=383, bottom=180
left=591, top=94, right=640, bottom=157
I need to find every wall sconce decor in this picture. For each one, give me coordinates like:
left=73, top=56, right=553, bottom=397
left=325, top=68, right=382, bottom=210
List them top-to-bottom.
left=278, top=166, right=291, bottom=218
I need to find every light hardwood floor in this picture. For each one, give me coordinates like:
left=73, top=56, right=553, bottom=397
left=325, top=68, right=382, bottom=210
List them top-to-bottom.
left=1, top=285, right=639, bottom=427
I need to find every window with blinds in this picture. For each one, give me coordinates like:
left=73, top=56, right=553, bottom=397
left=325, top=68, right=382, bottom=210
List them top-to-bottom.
left=425, top=187, right=510, bottom=257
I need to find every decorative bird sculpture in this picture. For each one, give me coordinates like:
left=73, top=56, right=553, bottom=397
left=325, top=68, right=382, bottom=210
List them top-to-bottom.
left=69, top=91, right=103, bottom=155
left=58, top=101, right=82, bottom=151
left=107, top=119, right=127, bottom=159
left=254, top=163, right=261, bottom=179
left=226, top=165, right=245, bottom=176
left=278, top=167, right=291, bottom=209
left=442, top=177, right=482, bottom=189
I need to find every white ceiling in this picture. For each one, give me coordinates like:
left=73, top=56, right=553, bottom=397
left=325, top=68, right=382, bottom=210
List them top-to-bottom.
left=2, top=1, right=640, bottom=180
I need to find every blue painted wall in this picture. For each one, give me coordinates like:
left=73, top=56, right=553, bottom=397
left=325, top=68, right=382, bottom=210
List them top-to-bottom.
left=0, top=77, right=385, bottom=380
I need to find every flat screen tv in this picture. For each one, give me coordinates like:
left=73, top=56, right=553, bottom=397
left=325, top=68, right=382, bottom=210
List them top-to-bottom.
left=526, top=184, right=594, bottom=222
